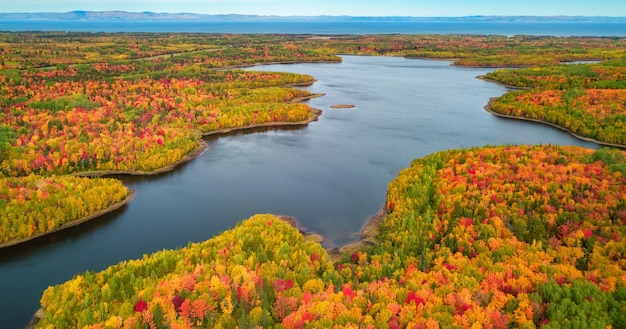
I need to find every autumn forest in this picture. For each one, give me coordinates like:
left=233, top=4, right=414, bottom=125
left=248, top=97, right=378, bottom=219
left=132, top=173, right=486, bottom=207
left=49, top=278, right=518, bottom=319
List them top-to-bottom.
left=0, top=32, right=625, bottom=328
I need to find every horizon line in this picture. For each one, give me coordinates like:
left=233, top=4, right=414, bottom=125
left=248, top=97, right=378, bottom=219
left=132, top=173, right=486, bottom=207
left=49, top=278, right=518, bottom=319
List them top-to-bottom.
left=1, top=10, right=625, bottom=18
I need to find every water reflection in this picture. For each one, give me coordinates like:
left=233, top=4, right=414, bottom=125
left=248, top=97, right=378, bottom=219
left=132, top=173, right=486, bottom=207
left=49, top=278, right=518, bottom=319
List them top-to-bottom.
left=0, top=207, right=129, bottom=264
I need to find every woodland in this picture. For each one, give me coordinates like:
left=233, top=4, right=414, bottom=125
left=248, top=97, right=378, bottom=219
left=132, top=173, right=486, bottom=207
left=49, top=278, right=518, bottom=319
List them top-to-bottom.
left=0, top=32, right=624, bottom=328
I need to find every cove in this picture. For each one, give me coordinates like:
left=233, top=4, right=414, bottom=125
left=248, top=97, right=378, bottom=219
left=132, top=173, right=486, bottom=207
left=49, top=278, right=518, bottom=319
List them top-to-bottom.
left=0, top=55, right=599, bottom=328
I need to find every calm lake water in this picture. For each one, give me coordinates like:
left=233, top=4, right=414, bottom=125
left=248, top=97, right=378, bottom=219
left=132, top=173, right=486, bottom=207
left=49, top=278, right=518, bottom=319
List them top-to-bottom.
left=2, top=20, right=626, bottom=36
left=0, top=55, right=599, bottom=328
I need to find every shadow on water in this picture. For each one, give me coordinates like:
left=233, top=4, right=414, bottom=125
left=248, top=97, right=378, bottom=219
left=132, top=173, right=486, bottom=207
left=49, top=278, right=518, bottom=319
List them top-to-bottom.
left=0, top=124, right=312, bottom=265
left=119, top=124, right=309, bottom=186
left=204, top=124, right=309, bottom=140
left=0, top=206, right=129, bottom=263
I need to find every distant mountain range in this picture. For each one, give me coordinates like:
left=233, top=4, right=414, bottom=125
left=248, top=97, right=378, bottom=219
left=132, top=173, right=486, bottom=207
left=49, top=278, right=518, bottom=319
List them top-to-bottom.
left=0, top=11, right=624, bottom=22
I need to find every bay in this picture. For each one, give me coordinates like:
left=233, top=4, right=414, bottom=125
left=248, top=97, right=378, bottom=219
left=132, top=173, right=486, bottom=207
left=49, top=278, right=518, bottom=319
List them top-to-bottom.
left=0, top=55, right=599, bottom=328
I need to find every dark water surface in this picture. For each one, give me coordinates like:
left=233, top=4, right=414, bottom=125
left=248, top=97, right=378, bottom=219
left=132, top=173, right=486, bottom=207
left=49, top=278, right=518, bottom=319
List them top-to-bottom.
left=0, top=56, right=599, bottom=328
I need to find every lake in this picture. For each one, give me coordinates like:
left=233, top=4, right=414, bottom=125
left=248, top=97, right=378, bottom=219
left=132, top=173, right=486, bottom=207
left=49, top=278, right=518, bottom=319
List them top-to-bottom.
left=2, top=20, right=626, bottom=36
left=0, top=55, right=599, bottom=328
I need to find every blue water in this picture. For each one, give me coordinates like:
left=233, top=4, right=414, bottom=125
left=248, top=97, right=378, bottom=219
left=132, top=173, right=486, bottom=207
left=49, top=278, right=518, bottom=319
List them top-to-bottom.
left=1, top=20, right=625, bottom=36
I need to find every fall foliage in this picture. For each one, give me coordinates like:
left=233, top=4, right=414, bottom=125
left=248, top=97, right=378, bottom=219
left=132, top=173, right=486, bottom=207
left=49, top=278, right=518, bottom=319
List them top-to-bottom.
left=1, top=32, right=625, bottom=327
left=0, top=33, right=328, bottom=245
left=485, top=61, right=626, bottom=147
left=37, top=146, right=626, bottom=328
left=0, top=174, right=129, bottom=246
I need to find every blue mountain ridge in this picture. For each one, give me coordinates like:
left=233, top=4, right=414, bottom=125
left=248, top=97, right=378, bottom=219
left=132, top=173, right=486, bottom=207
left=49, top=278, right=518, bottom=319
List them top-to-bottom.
left=0, top=11, right=624, bottom=22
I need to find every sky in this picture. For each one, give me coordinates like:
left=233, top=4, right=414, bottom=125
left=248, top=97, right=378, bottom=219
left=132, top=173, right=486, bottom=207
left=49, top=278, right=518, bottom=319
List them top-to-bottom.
left=1, top=0, right=625, bottom=17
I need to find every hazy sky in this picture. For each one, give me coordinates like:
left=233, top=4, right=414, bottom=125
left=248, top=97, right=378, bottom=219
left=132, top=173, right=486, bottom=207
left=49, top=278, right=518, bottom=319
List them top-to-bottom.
left=2, top=0, right=625, bottom=17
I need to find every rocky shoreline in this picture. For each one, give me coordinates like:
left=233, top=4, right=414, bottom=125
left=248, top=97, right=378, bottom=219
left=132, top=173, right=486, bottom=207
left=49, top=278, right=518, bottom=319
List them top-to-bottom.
left=328, top=206, right=386, bottom=261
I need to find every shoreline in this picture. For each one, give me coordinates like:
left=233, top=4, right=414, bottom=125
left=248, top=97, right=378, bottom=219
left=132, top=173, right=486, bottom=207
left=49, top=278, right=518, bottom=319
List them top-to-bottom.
left=18, top=58, right=329, bottom=329
left=223, top=59, right=342, bottom=70
left=476, top=75, right=532, bottom=90
left=75, top=95, right=324, bottom=178
left=10, top=96, right=323, bottom=251
left=484, top=98, right=626, bottom=149
left=201, top=108, right=322, bottom=137
left=74, top=140, right=209, bottom=178
left=0, top=190, right=135, bottom=250
left=327, top=206, right=386, bottom=261
left=273, top=209, right=387, bottom=261
left=25, top=212, right=329, bottom=329
left=277, top=215, right=325, bottom=244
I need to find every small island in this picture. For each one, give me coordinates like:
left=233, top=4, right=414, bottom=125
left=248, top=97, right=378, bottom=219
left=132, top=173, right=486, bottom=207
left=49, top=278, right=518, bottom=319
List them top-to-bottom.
left=330, top=104, right=356, bottom=109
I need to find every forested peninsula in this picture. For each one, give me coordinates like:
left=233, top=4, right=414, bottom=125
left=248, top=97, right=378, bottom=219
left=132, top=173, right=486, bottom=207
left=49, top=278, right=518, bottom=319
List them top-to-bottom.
left=0, top=32, right=624, bottom=328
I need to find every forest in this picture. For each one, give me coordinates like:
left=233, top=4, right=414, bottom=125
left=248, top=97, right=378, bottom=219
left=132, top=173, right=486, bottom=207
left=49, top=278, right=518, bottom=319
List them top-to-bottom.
left=0, top=32, right=624, bottom=327
left=0, top=33, right=327, bottom=246
left=484, top=61, right=626, bottom=146
left=37, top=146, right=626, bottom=328
left=0, top=174, right=129, bottom=247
